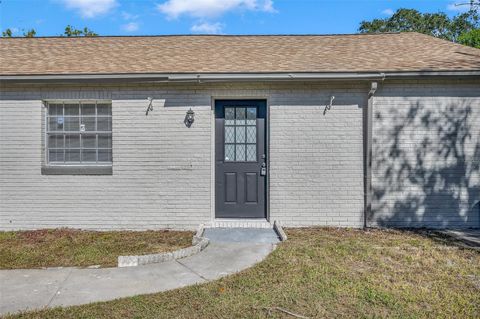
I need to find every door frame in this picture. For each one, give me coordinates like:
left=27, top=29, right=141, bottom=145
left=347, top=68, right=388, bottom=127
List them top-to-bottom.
left=210, top=97, right=270, bottom=222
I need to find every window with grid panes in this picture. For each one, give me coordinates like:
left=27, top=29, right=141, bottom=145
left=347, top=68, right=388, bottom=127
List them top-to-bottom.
left=46, top=101, right=112, bottom=165
left=224, top=107, right=257, bottom=162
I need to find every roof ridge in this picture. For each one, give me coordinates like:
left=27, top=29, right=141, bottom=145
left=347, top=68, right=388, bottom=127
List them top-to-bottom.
left=0, top=32, right=409, bottom=39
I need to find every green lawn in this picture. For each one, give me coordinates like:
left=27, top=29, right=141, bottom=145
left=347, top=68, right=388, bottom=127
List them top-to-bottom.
left=0, top=228, right=194, bottom=269
left=6, top=228, right=480, bottom=318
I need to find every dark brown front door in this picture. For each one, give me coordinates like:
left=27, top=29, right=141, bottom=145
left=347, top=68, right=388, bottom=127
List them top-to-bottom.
left=215, top=100, right=267, bottom=218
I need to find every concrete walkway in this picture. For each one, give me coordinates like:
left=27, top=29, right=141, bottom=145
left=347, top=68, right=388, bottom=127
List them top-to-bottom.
left=0, top=228, right=278, bottom=316
left=440, top=229, right=480, bottom=248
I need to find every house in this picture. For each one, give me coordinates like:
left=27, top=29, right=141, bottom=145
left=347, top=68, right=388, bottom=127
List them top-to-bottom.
left=0, top=32, right=479, bottom=230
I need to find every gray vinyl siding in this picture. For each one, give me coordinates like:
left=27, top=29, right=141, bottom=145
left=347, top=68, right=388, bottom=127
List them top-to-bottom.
left=369, top=80, right=480, bottom=228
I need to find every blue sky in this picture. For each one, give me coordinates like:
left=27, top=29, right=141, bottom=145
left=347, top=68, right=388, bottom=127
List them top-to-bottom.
left=0, top=0, right=473, bottom=36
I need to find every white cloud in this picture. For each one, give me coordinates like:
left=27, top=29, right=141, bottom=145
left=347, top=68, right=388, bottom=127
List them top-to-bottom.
left=60, top=0, right=117, bottom=18
left=157, top=0, right=276, bottom=19
left=262, top=0, right=276, bottom=13
left=447, top=2, right=470, bottom=12
left=381, top=8, right=394, bottom=16
left=121, top=11, right=139, bottom=20
left=122, top=22, right=139, bottom=32
left=191, top=22, right=223, bottom=34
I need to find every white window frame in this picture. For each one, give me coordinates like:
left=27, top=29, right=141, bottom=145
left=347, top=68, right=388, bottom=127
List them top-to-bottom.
left=44, top=100, right=112, bottom=167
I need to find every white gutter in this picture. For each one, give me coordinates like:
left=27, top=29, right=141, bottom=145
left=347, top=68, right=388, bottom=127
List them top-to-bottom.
left=1, top=70, right=479, bottom=82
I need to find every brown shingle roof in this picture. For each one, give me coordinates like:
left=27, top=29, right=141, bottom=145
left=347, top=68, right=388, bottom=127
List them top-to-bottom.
left=1, top=32, right=479, bottom=75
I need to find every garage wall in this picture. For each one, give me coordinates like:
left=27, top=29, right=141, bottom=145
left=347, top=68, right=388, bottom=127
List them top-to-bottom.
left=370, top=80, right=480, bottom=228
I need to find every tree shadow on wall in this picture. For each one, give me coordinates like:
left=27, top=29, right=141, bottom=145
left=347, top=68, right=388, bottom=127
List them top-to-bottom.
left=370, top=100, right=480, bottom=229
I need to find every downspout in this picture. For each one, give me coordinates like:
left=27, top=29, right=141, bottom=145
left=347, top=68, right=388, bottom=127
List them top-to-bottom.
left=364, top=81, right=379, bottom=228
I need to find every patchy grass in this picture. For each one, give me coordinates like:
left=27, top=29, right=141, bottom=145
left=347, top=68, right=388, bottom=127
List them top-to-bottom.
left=0, top=228, right=194, bottom=269
left=6, top=228, right=480, bottom=318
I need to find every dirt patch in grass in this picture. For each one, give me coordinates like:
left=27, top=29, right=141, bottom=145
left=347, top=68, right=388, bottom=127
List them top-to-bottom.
left=0, top=228, right=194, bottom=269
left=6, top=228, right=480, bottom=318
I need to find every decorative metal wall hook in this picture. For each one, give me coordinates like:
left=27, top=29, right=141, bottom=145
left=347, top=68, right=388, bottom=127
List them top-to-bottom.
left=323, top=95, right=335, bottom=115
left=145, top=97, right=154, bottom=116
left=184, top=108, right=195, bottom=128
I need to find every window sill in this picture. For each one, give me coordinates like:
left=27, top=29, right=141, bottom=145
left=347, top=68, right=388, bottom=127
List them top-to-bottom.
left=41, top=165, right=112, bottom=176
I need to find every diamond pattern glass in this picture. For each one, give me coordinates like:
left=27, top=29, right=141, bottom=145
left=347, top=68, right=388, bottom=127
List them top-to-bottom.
left=223, top=106, right=258, bottom=162
left=225, top=107, right=234, bottom=125
left=235, top=108, right=245, bottom=125
left=246, top=108, right=256, bottom=125
left=225, top=126, right=234, bottom=143
left=235, top=126, right=245, bottom=143
left=246, top=126, right=256, bottom=143
left=224, top=144, right=234, bottom=162
left=235, top=144, right=245, bottom=161
left=246, top=144, right=256, bottom=162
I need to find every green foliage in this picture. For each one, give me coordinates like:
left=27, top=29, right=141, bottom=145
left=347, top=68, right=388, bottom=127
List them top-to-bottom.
left=359, top=8, right=479, bottom=44
left=63, top=25, right=98, bottom=37
left=2, top=28, right=13, bottom=37
left=458, top=28, right=480, bottom=48
left=22, top=29, right=36, bottom=38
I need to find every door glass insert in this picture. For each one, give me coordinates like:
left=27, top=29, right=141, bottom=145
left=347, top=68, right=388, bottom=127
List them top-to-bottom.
left=224, top=107, right=257, bottom=162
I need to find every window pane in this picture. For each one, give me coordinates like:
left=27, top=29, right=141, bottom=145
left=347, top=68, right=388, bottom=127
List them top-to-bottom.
left=47, top=101, right=113, bottom=165
left=48, top=104, right=63, bottom=116
left=64, top=104, right=79, bottom=115
left=81, top=104, right=96, bottom=116
left=97, top=104, right=112, bottom=116
left=225, top=107, right=234, bottom=125
left=246, top=107, right=256, bottom=125
left=235, top=108, right=245, bottom=125
left=49, top=117, right=64, bottom=131
left=64, top=117, right=79, bottom=131
left=81, top=117, right=95, bottom=131
left=97, top=117, right=112, bottom=131
left=224, top=126, right=234, bottom=143
left=235, top=126, right=245, bottom=143
left=246, top=126, right=256, bottom=143
left=48, top=134, right=64, bottom=148
left=65, top=134, right=80, bottom=148
left=81, top=134, right=96, bottom=148
left=98, top=134, right=112, bottom=148
left=224, top=144, right=234, bottom=162
left=235, top=144, right=245, bottom=161
left=246, top=144, right=257, bottom=162
left=49, top=149, right=64, bottom=162
left=65, top=149, right=80, bottom=162
left=81, top=149, right=97, bottom=162
left=98, top=149, right=112, bottom=162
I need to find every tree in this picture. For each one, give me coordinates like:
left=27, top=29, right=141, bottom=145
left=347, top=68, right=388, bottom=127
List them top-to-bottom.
left=359, top=8, right=479, bottom=43
left=63, top=25, right=98, bottom=37
left=2, top=28, right=12, bottom=37
left=458, top=28, right=480, bottom=48
left=22, top=29, right=36, bottom=38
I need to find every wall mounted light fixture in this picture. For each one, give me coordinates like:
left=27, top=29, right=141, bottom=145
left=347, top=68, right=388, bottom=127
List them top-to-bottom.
left=323, top=95, right=335, bottom=115
left=145, top=97, right=154, bottom=116
left=184, top=108, right=195, bottom=127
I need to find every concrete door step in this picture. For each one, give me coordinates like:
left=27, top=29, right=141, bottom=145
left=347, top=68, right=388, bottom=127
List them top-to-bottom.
left=209, top=219, right=272, bottom=229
